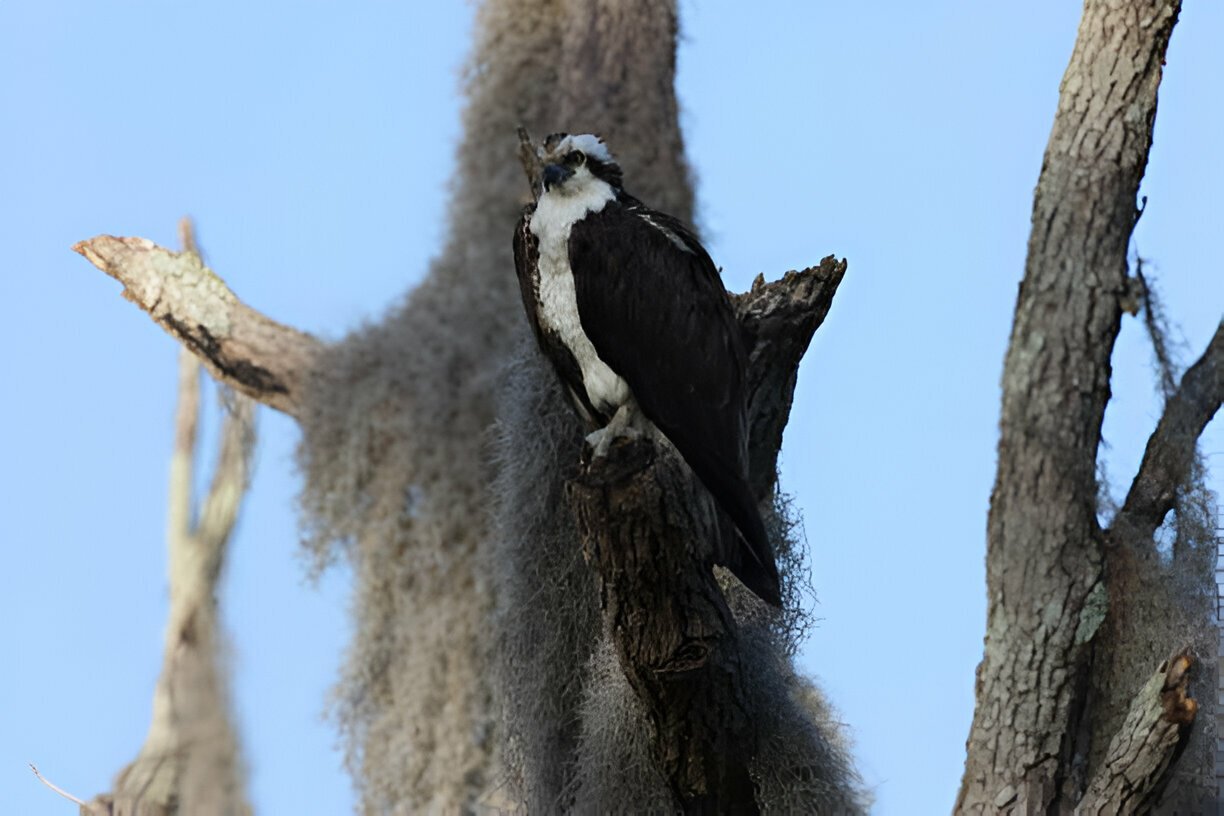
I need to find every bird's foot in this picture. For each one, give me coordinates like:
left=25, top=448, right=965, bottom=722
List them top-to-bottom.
left=585, top=424, right=642, bottom=459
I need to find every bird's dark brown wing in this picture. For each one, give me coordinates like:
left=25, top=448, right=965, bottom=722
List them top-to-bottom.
left=567, top=197, right=781, bottom=605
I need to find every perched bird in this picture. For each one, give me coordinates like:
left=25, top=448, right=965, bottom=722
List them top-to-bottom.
left=512, top=132, right=781, bottom=606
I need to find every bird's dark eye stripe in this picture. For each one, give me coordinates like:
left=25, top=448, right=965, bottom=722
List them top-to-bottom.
left=566, top=150, right=586, bottom=165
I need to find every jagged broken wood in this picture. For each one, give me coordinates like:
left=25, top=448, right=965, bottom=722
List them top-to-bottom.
left=516, top=126, right=544, bottom=200
left=74, top=235, right=321, bottom=418
left=736, top=260, right=845, bottom=496
left=567, top=261, right=843, bottom=813
left=1075, top=653, right=1197, bottom=815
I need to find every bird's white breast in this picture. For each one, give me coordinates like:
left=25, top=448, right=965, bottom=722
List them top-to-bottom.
left=529, top=182, right=630, bottom=413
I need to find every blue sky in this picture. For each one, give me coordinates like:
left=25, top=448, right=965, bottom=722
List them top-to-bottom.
left=2, top=2, right=1220, bottom=813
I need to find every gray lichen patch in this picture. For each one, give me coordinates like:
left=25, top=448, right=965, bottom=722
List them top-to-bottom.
left=1074, top=579, right=1109, bottom=645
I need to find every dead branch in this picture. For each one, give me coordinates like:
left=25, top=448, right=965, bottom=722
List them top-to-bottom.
left=74, top=235, right=321, bottom=418
left=735, top=259, right=845, bottom=497
left=1116, top=320, right=1224, bottom=541
left=196, top=388, right=256, bottom=554
left=1075, top=653, right=1196, bottom=815
left=28, top=764, right=86, bottom=807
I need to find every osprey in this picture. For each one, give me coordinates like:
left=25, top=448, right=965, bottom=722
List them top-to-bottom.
left=512, top=132, right=781, bottom=607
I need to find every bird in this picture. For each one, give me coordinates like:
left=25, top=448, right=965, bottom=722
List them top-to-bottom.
left=512, top=132, right=781, bottom=607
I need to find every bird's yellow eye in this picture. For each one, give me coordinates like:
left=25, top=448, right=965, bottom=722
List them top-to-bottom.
left=567, top=150, right=586, bottom=166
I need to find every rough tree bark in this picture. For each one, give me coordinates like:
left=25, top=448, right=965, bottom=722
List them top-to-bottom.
left=957, top=0, right=1222, bottom=811
left=74, top=237, right=319, bottom=419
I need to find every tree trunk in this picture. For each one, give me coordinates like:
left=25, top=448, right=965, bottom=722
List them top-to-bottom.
left=956, top=1, right=1223, bottom=811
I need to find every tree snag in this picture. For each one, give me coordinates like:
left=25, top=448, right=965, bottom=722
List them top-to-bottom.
left=565, top=260, right=845, bottom=812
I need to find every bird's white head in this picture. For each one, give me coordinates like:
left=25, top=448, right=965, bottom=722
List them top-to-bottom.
left=538, top=133, right=622, bottom=197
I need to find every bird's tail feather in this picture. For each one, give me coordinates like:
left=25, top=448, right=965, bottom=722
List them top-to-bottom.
left=693, top=455, right=782, bottom=607
left=725, top=493, right=782, bottom=607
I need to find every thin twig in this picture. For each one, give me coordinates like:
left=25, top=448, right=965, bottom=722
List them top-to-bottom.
left=516, top=126, right=543, bottom=200
left=178, top=216, right=201, bottom=260
left=1136, top=261, right=1178, bottom=399
left=29, top=764, right=86, bottom=806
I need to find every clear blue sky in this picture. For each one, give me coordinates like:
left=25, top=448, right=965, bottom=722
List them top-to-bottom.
left=2, top=3, right=1220, bottom=813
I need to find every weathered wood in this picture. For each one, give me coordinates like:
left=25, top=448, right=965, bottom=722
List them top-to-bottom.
left=74, top=235, right=321, bottom=418
left=735, top=258, right=845, bottom=498
left=569, top=437, right=759, bottom=814
left=1075, top=653, right=1196, bottom=815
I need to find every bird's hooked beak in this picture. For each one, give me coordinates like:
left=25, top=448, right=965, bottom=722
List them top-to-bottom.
left=542, top=162, right=573, bottom=192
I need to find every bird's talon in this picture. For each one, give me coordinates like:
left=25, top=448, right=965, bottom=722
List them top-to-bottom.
left=585, top=425, right=642, bottom=458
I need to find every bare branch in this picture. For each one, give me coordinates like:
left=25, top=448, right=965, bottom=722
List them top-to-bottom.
left=956, top=1, right=1183, bottom=809
left=177, top=216, right=201, bottom=259
left=74, top=235, right=322, bottom=417
left=1116, top=320, right=1224, bottom=541
left=168, top=350, right=201, bottom=547
left=195, top=391, right=256, bottom=559
left=1076, top=653, right=1196, bottom=815
left=28, top=764, right=86, bottom=807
